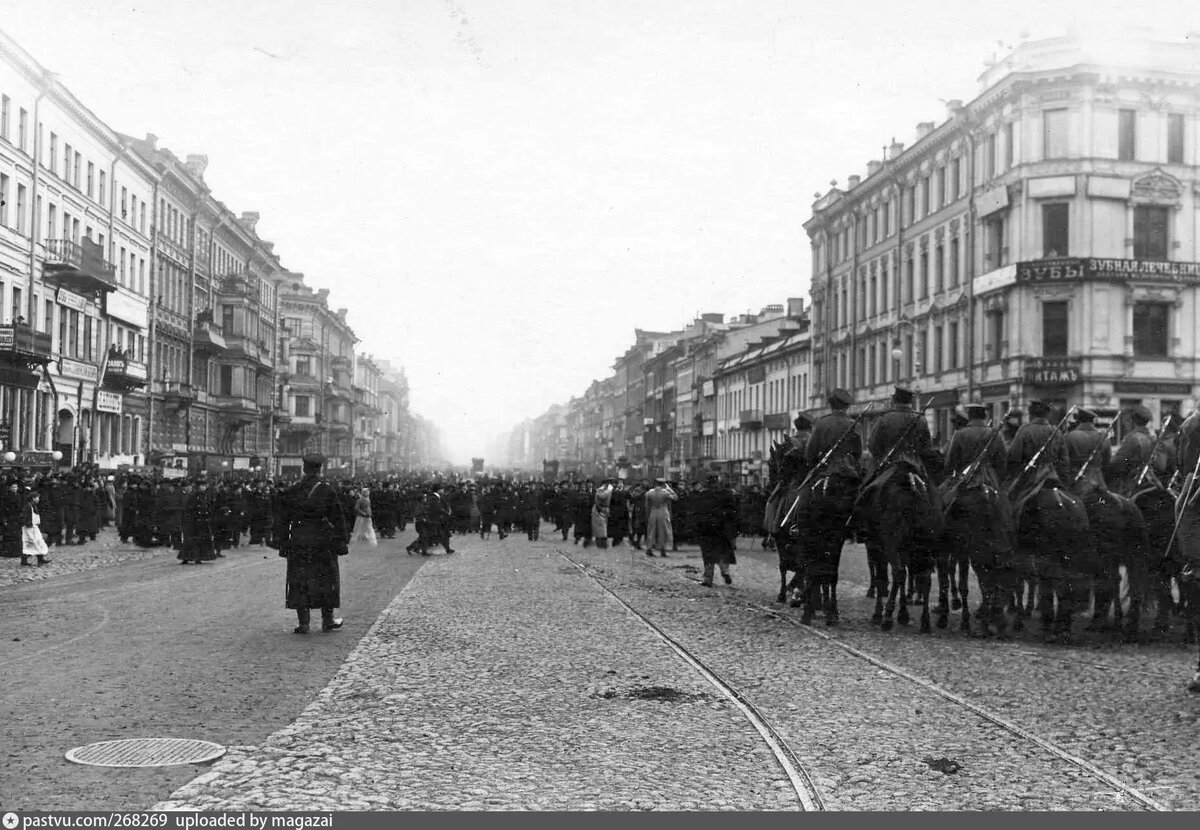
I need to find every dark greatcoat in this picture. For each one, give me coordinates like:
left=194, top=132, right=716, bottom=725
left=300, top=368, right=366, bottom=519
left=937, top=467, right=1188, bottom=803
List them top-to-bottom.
left=806, top=411, right=863, bottom=480
left=1064, top=423, right=1111, bottom=493
left=276, top=474, right=350, bottom=610
left=692, top=484, right=739, bottom=565
left=181, top=489, right=218, bottom=562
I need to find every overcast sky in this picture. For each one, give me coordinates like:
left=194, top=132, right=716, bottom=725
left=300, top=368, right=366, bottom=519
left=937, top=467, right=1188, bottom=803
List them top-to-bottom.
left=6, top=0, right=1198, bottom=463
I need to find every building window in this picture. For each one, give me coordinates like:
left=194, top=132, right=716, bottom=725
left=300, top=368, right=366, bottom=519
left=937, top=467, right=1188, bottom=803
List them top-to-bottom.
left=0, top=94, right=8, bottom=140
left=18, top=108, right=27, bottom=152
left=1043, top=109, right=1068, bottom=159
left=1118, top=109, right=1136, bottom=161
left=1168, top=113, right=1185, bottom=164
left=1004, top=121, right=1015, bottom=169
left=984, top=132, right=996, bottom=179
left=49, top=133, right=57, bottom=173
left=951, top=158, right=961, bottom=200
left=99, top=171, right=106, bottom=205
left=0, top=174, right=7, bottom=226
left=920, top=176, right=930, bottom=218
left=16, top=184, right=26, bottom=236
left=905, top=186, right=915, bottom=227
left=1042, top=203, right=1069, bottom=257
left=1134, top=206, right=1169, bottom=260
left=983, top=214, right=1006, bottom=270
left=949, top=237, right=960, bottom=286
left=934, top=243, right=945, bottom=293
left=919, top=249, right=929, bottom=299
left=904, top=256, right=914, bottom=304
left=880, top=263, right=889, bottom=311
left=869, top=272, right=877, bottom=317
left=1042, top=301, right=1069, bottom=357
left=1133, top=302, right=1170, bottom=357
left=988, top=310, right=1004, bottom=360
left=949, top=321, right=960, bottom=369
left=933, top=324, right=944, bottom=373
left=918, top=331, right=927, bottom=376
left=295, top=355, right=312, bottom=377
left=219, top=364, right=233, bottom=396
left=295, top=395, right=311, bottom=417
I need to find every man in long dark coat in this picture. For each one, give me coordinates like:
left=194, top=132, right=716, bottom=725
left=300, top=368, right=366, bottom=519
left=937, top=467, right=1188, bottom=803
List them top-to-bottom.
left=273, top=453, right=350, bottom=633
left=694, top=473, right=740, bottom=587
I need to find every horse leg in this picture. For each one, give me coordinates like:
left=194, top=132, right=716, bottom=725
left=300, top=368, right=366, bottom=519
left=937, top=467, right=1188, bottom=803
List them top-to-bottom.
left=826, top=548, right=842, bottom=626
left=935, top=552, right=951, bottom=623
left=958, top=554, right=972, bottom=634
left=866, top=556, right=876, bottom=599
left=882, top=561, right=899, bottom=631
left=777, top=562, right=788, bottom=604
left=897, top=563, right=911, bottom=626
left=919, top=570, right=933, bottom=634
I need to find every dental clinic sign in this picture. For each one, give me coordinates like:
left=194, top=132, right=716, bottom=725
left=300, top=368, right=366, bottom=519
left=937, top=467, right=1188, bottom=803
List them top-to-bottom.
left=1018, top=257, right=1200, bottom=284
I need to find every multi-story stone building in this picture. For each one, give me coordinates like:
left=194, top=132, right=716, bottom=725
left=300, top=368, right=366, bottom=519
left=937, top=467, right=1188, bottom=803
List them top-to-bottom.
left=806, top=30, right=1200, bottom=444
left=1, top=32, right=155, bottom=470
left=277, top=275, right=358, bottom=476
left=353, top=354, right=383, bottom=473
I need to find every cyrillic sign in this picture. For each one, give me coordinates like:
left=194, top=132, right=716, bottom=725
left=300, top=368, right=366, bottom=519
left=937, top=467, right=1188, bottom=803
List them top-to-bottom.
left=1017, top=257, right=1200, bottom=284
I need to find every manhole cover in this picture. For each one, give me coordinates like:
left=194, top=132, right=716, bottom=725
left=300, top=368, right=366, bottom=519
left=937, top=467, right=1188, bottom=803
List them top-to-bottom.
left=66, top=738, right=227, bottom=768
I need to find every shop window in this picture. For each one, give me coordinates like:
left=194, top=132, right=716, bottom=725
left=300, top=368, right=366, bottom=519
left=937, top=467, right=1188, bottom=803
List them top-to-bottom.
left=1042, top=203, right=1069, bottom=257
left=1134, top=206, right=1169, bottom=261
left=1042, top=301, right=1068, bottom=356
left=1132, top=302, right=1169, bottom=357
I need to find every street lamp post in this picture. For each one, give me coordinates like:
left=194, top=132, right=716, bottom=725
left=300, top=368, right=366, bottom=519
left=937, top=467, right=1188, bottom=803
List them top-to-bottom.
left=891, top=318, right=923, bottom=410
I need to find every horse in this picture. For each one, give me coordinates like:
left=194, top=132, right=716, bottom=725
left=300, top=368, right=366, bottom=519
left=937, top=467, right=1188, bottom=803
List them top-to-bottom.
left=763, top=440, right=807, bottom=604
left=861, top=455, right=943, bottom=633
left=785, top=467, right=860, bottom=626
left=1012, top=469, right=1094, bottom=644
left=939, top=475, right=1014, bottom=636
left=1076, top=486, right=1148, bottom=639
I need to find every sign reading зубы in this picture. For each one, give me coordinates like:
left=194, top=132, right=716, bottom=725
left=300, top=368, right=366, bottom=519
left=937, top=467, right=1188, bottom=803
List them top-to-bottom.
left=1018, top=257, right=1200, bottom=283
left=1024, top=357, right=1081, bottom=385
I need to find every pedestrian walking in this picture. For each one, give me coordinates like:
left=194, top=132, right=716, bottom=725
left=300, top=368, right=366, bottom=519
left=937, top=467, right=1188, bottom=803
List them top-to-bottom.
left=273, top=453, right=350, bottom=634
left=694, top=473, right=739, bottom=586
left=643, top=478, right=677, bottom=557
left=592, top=479, right=614, bottom=549
left=353, top=488, right=378, bottom=547
left=20, top=490, right=51, bottom=566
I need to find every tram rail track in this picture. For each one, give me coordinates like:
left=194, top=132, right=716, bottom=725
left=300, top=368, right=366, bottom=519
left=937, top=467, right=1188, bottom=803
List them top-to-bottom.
left=557, top=549, right=826, bottom=811
left=629, top=556, right=1171, bottom=811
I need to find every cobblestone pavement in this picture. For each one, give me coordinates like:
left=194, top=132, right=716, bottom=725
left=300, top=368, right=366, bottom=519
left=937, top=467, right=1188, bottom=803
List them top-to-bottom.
left=0, top=527, right=176, bottom=589
left=153, top=529, right=1200, bottom=811
left=155, top=535, right=800, bottom=811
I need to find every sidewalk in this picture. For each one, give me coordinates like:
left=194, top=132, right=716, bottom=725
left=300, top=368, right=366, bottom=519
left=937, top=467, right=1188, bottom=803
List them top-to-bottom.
left=0, top=527, right=177, bottom=590
left=153, top=538, right=799, bottom=811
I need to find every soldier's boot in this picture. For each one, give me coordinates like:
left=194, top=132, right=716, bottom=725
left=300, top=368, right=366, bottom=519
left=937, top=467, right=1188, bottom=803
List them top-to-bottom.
left=19, top=555, right=31, bottom=566
left=36, top=555, right=50, bottom=566
left=700, top=564, right=714, bottom=588
left=721, top=567, right=732, bottom=586
left=321, top=608, right=343, bottom=632
left=294, top=609, right=311, bottom=634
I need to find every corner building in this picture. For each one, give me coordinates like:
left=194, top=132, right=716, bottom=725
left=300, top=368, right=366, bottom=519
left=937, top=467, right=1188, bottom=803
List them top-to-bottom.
left=806, top=32, right=1200, bottom=442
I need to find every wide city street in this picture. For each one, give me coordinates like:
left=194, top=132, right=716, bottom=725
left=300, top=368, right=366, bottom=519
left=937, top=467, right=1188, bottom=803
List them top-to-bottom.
left=2, top=522, right=1198, bottom=811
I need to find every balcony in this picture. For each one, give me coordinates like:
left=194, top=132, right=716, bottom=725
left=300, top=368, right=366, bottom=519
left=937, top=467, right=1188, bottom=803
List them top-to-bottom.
left=43, top=238, right=118, bottom=295
left=193, top=319, right=227, bottom=354
left=0, top=325, right=53, bottom=367
left=103, top=351, right=148, bottom=391
left=331, top=355, right=353, bottom=371
left=288, top=372, right=322, bottom=390
left=162, top=381, right=195, bottom=410
left=218, top=395, right=260, bottom=423
left=739, top=409, right=764, bottom=430
left=280, top=414, right=321, bottom=433
left=327, top=418, right=351, bottom=434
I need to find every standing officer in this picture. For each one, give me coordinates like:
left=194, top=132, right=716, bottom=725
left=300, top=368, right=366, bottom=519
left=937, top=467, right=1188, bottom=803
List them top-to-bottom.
left=273, top=453, right=350, bottom=634
left=694, top=473, right=740, bottom=587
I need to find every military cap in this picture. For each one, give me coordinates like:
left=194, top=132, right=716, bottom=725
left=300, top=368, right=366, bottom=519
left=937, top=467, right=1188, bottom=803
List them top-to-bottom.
left=893, top=386, right=915, bottom=405
left=828, top=388, right=853, bottom=408
left=1029, top=400, right=1050, bottom=417
left=965, top=403, right=988, bottom=420
left=1131, top=404, right=1153, bottom=424
left=950, top=407, right=969, bottom=427
left=1004, top=407, right=1024, bottom=420
left=1074, top=408, right=1097, bottom=422
left=793, top=413, right=813, bottom=430
left=301, top=453, right=326, bottom=469
left=654, top=477, right=666, bottom=485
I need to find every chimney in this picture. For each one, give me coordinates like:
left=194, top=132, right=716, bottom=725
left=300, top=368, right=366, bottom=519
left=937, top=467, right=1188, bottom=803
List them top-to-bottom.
left=945, top=99, right=963, bottom=118
left=916, top=121, right=935, bottom=140
left=144, top=133, right=158, bottom=150
left=889, top=140, right=905, bottom=159
left=185, top=153, right=208, bottom=181
left=866, top=160, right=883, bottom=176
left=847, top=174, right=861, bottom=189
left=240, top=211, right=260, bottom=233
left=317, top=288, right=330, bottom=300
left=787, top=297, right=806, bottom=317
left=337, top=307, right=348, bottom=319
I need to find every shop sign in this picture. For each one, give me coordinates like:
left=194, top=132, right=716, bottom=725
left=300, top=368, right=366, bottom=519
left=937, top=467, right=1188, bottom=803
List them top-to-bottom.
left=1017, top=257, right=1200, bottom=285
left=57, top=289, right=90, bottom=312
left=103, top=291, right=149, bottom=328
left=0, top=328, right=12, bottom=349
left=59, top=357, right=99, bottom=382
left=1024, top=357, right=1081, bottom=385
left=701, top=380, right=715, bottom=397
left=1113, top=381, right=1192, bottom=395
left=977, top=382, right=1012, bottom=398
left=96, top=390, right=122, bottom=414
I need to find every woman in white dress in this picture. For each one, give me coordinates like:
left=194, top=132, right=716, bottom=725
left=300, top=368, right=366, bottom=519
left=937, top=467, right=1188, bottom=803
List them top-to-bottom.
left=352, top=488, right=378, bottom=547
left=21, top=490, right=51, bottom=566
